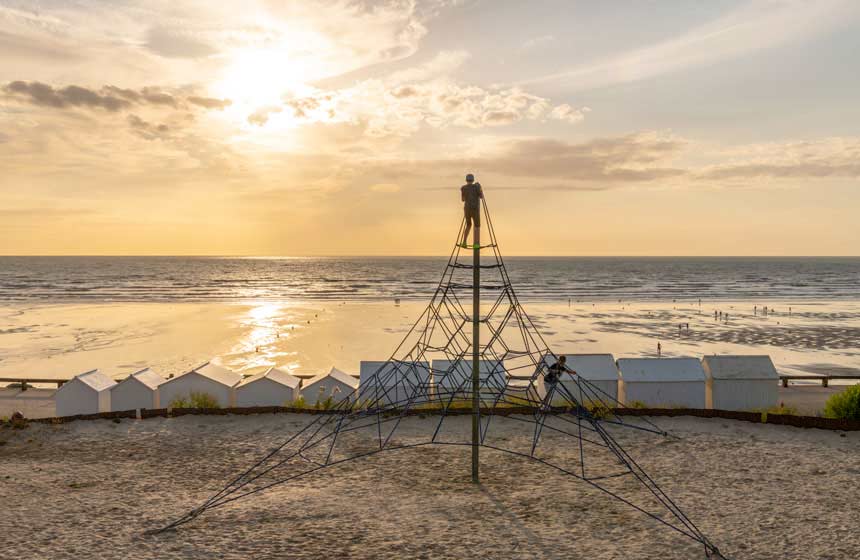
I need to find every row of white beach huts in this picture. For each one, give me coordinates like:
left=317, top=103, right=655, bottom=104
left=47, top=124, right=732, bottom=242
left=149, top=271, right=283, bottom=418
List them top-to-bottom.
left=53, top=355, right=780, bottom=417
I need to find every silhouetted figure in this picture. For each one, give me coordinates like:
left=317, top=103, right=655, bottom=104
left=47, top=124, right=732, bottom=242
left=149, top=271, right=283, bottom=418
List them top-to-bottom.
left=461, top=173, right=483, bottom=246
left=657, top=342, right=662, bottom=357
left=545, top=355, right=574, bottom=387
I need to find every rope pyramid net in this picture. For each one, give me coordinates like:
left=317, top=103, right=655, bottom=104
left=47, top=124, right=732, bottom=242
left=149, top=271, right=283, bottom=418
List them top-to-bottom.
left=151, top=196, right=727, bottom=559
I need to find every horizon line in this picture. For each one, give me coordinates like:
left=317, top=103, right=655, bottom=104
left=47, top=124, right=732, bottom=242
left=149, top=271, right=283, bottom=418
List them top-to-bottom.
left=2, top=254, right=859, bottom=259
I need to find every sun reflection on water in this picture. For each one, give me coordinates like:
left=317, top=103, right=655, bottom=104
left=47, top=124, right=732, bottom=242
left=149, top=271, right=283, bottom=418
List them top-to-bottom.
left=226, top=301, right=299, bottom=374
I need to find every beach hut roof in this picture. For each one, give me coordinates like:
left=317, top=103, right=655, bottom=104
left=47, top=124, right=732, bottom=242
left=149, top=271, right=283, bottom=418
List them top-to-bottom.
left=544, top=353, right=618, bottom=381
left=702, top=355, right=779, bottom=381
left=617, top=358, right=705, bottom=383
left=431, top=359, right=505, bottom=375
left=183, top=361, right=242, bottom=387
left=359, top=361, right=431, bottom=383
left=119, top=367, right=164, bottom=390
left=238, top=367, right=300, bottom=389
left=306, top=367, right=358, bottom=388
left=73, top=369, right=117, bottom=392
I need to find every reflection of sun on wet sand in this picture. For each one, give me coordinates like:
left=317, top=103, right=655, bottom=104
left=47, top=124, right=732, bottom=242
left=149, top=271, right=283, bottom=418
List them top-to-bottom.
left=1, top=299, right=859, bottom=417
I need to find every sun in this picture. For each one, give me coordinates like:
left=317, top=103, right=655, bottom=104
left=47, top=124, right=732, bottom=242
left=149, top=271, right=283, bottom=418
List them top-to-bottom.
left=213, top=48, right=310, bottom=111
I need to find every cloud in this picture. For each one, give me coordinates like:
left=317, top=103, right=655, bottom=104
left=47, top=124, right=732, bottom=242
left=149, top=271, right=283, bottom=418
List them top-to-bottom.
left=518, top=0, right=858, bottom=90
left=144, top=26, right=218, bottom=59
left=0, top=29, right=82, bottom=62
left=237, top=46, right=588, bottom=135
left=244, top=79, right=588, bottom=136
left=3, top=81, right=230, bottom=113
left=4, top=81, right=131, bottom=111
left=103, top=86, right=180, bottom=108
left=391, top=86, right=419, bottom=98
left=187, top=96, right=232, bottom=109
left=549, top=104, right=589, bottom=124
left=248, top=106, right=283, bottom=126
left=127, top=114, right=171, bottom=141
left=345, top=132, right=688, bottom=187
left=466, top=133, right=688, bottom=182
left=699, top=137, right=860, bottom=180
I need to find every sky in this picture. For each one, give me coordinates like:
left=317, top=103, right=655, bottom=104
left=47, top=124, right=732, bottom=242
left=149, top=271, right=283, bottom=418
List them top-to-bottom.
left=1, top=0, right=859, bottom=256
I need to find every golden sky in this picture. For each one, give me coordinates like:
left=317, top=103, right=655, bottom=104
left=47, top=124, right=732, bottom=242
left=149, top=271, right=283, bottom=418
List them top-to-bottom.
left=1, top=0, right=859, bottom=256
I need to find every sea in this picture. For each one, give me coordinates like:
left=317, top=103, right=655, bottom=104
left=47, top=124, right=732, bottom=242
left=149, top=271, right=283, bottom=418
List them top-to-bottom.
left=1, top=256, right=859, bottom=302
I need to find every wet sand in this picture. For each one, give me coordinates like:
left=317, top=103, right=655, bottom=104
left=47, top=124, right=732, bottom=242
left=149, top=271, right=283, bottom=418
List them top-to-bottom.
left=2, top=299, right=858, bottom=418
left=2, top=300, right=859, bottom=382
left=1, top=414, right=857, bottom=559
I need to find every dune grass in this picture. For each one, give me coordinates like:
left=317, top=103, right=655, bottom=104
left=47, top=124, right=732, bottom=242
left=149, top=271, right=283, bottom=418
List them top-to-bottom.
left=824, top=385, right=860, bottom=420
left=168, top=391, right=220, bottom=409
left=287, top=396, right=307, bottom=409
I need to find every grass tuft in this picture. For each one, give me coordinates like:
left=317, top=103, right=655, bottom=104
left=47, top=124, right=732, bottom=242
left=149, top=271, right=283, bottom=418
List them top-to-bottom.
left=824, top=385, right=860, bottom=420
left=168, top=391, right=220, bottom=409
left=288, top=396, right=307, bottom=409
left=316, top=396, right=335, bottom=410
left=626, top=400, right=648, bottom=409
left=759, top=403, right=799, bottom=416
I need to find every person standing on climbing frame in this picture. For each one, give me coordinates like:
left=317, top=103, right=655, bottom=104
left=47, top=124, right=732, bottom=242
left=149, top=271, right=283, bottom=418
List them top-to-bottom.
left=461, top=173, right=483, bottom=247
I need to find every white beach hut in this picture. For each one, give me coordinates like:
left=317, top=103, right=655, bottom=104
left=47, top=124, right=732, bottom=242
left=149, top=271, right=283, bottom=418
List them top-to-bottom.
left=544, top=353, right=619, bottom=406
left=702, top=355, right=779, bottom=411
left=617, top=358, right=706, bottom=409
left=431, top=359, right=507, bottom=403
left=359, top=361, right=432, bottom=407
left=158, top=362, right=242, bottom=408
left=110, top=367, right=164, bottom=411
left=235, top=367, right=301, bottom=407
left=302, top=367, right=358, bottom=407
left=55, top=369, right=116, bottom=417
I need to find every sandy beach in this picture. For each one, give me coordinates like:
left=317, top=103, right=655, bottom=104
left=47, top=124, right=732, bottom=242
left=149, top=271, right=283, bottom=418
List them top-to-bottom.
left=1, top=413, right=858, bottom=559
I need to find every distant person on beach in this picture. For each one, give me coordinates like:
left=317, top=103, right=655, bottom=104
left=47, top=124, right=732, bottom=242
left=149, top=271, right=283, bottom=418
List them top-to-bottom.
left=460, top=173, right=483, bottom=247
left=545, top=355, right=574, bottom=387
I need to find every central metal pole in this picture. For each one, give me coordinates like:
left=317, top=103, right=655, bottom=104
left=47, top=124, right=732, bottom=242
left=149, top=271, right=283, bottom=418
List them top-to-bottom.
left=471, top=220, right=480, bottom=484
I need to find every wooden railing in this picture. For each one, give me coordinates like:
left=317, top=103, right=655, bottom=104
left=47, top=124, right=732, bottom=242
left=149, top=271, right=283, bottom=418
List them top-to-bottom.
left=779, top=374, right=860, bottom=388
left=0, top=377, right=68, bottom=390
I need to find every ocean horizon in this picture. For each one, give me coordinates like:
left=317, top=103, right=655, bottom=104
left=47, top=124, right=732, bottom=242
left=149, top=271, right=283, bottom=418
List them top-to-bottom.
left=2, top=256, right=859, bottom=303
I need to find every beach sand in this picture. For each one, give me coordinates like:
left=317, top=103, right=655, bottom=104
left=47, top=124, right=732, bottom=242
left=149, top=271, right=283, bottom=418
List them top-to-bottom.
left=1, top=414, right=857, bottom=559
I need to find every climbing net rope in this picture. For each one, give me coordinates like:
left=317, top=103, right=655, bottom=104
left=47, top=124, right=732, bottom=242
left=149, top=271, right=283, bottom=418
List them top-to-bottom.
left=150, top=196, right=727, bottom=559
